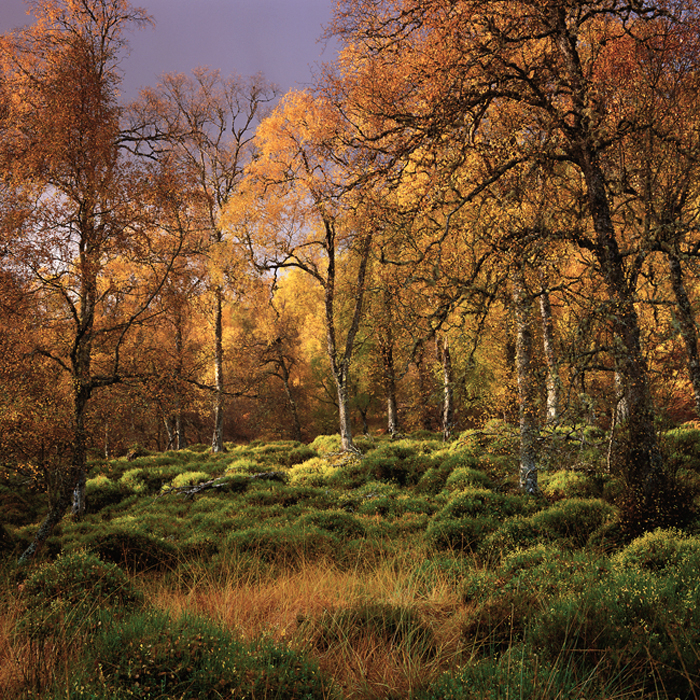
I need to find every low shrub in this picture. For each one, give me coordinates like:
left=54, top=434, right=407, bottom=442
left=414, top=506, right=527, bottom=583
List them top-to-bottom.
left=663, top=427, right=700, bottom=472
left=309, top=434, right=342, bottom=455
left=285, top=444, right=318, bottom=466
left=363, top=453, right=411, bottom=486
left=325, top=455, right=371, bottom=490
left=225, top=457, right=262, bottom=474
left=288, top=457, right=339, bottom=487
left=415, top=465, right=452, bottom=494
left=118, top=466, right=187, bottom=494
left=445, top=467, right=494, bottom=491
left=539, top=469, right=595, bottom=500
left=169, top=471, right=210, bottom=489
left=85, top=475, right=132, bottom=513
left=436, top=488, right=539, bottom=521
left=356, top=493, right=436, bottom=520
left=527, top=498, right=617, bottom=548
left=298, top=509, right=366, bottom=539
left=425, top=516, right=499, bottom=552
left=480, top=516, right=542, bottom=557
left=225, top=523, right=340, bottom=563
left=613, top=527, right=700, bottom=572
left=80, top=528, right=179, bottom=572
left=499, top=545, right=608, bottom=598
left=16, top=550, right=143, bottom=638
left=527, top=565, right=700, bottom=697
left=461, top=588, right=542, bottom=653
left=300, top=601, right=437, bottom=661
left=59, top=610, right=336, bottom=700
left=413, top=645, right=623, bottom=700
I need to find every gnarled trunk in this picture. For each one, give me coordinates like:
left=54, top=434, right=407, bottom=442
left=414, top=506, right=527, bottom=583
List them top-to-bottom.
left=581, top=150, right=661, bottom=498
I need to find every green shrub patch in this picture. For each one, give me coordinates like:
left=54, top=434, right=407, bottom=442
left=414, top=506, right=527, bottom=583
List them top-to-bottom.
left=16, top=550, right=143, bottom=638
left=300, top=601, right=437, bottom=661
left=60, top=610, right=336, bottom=700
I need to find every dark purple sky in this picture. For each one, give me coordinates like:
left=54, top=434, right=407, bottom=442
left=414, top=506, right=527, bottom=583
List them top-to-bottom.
left=2, top=0, right=338, bottom=100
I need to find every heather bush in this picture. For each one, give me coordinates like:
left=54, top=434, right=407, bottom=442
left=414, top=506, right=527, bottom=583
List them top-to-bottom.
left=79, top=528, right=179, bottom=572
left=16, top=550, right=143, bottom=638
left=528, top=565, right=700, bottom=696
left=58, top=610, right=336, bottom=700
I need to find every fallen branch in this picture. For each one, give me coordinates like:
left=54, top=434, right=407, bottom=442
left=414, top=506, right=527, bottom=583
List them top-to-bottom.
left=158, top=471, right=287, bottom=501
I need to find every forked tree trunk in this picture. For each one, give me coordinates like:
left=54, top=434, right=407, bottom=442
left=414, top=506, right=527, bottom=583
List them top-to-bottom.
left=324, top=222, right=372, bottom=453
left=667, top=250, right=700, bottom=418
left=512, top=263, right=539, bottom=495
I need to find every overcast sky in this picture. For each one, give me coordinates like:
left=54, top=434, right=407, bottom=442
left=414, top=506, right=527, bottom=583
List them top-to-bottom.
left=2, top=0, right=338, bottom=100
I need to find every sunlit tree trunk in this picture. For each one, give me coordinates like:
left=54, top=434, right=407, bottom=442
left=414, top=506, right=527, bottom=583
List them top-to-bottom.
left=324, top=222, right=372, bottom=452
left=512, top=263, right=539, bottom=495
left=383, top=343, right=400, bottom=437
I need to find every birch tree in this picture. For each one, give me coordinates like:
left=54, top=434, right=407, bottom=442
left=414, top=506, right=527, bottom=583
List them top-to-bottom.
left=0, top=0, right=187, bottom=560
left=130, top=69, right=277, bottom=451
left=227, top=90, right=374, bottom=452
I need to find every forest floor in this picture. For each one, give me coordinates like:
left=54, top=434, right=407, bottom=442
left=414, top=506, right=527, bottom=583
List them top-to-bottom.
left=2, top=422, right=700, bottom=699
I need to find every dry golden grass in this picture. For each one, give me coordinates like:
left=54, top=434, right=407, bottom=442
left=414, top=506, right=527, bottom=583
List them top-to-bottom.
left=140, top=550, right=472, bottom=700
left=0, top=599, right=84, bottom=700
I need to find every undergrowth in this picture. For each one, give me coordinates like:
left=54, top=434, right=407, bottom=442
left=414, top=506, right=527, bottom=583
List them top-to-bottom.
left=2, top=430, right=700, bottom=700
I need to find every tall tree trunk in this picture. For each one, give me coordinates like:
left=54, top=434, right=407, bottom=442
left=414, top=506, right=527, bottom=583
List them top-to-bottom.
left=580, top=151, right=661, bottom=498
left=323, top=222, right=372, bottom=452
left=667, top=250, right=700, bottom=417
left=512, top=263, right=539, bottom=495
left=538, top=283, right=561, bottom=426
left=211, top=285, right=226, bottom=452
left=379, top=319, right=400, bottom=437
left=441, top=335, right=454, bottom=441
left=415, top=339, right=435, bottom=431
left=22, top=352, right=92, bottom=561
left=334, top=369, right=355, bottom=451
left=614, top=370, right=630, bottom=424
left=70, top=404, right=88, bottom=518
left=164, top=409, right=184, bottom=450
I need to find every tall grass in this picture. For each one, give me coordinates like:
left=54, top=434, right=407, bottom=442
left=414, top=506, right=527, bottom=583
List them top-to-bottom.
left=138, top=546, right=470, bottom=699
